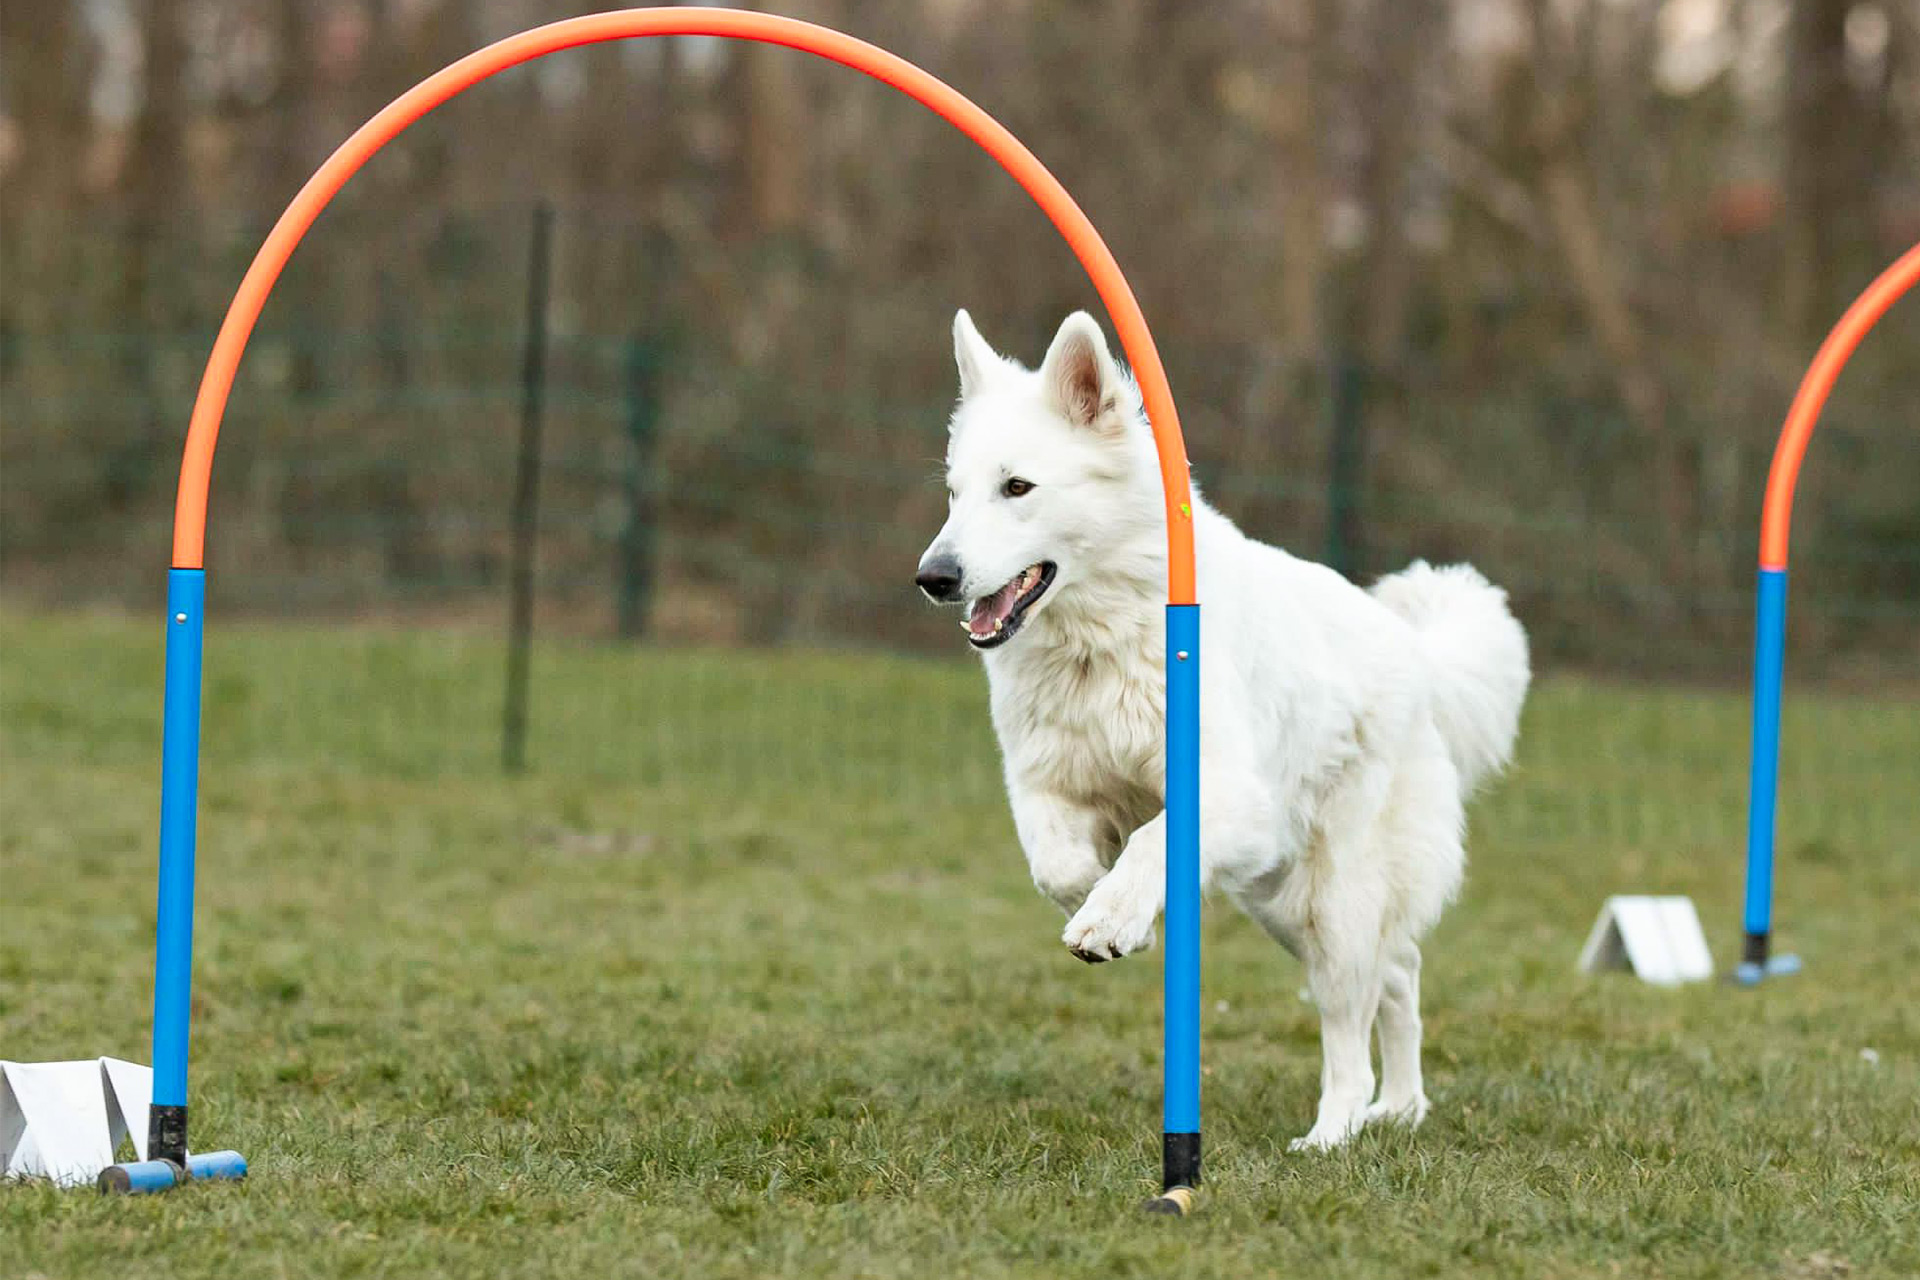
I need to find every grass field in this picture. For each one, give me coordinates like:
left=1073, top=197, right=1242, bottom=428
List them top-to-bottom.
left=2, top=610, right=1917, bottom=1279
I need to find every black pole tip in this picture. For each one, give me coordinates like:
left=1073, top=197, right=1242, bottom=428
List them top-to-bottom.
left=147, top=1103, right=188, bottom=1169
left=1162, top=1131, right=1200, bottom=1191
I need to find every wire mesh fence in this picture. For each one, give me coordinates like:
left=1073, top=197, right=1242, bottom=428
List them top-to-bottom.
left=2, top=203, right=1916, bottom=849
left=7, top=205, right=1917, bottom=654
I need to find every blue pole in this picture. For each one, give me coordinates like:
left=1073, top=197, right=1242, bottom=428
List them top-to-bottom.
left=150, top=567, right=205, bottom=1165
left=1737, top=567, right=1799, bottom=984
left=101, top=568, right=246, bottom=1190
left=1161, top=604, right=1201, bottom=1195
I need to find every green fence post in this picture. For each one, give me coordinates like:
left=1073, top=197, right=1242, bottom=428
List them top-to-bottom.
left=502, top=202, right=553, bottom=774
left=617, top=334, right=661, bottom=642
left=1324, top=347, right=1367, bottom=579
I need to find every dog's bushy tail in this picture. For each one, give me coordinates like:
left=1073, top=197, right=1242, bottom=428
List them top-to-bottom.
left=1371, top=560, right=1530, bottom=793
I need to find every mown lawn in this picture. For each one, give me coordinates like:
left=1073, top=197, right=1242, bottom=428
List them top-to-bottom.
left=2, top=610, right=1916, bottom=1278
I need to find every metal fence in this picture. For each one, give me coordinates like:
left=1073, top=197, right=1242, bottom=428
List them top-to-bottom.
left=2, top=201, right=1916, bottom=919
left=4, top=202, right=1917, bottom=680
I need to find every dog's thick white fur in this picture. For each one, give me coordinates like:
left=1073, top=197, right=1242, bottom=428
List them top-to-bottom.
left=917, top=310, right=1531, bottom=1150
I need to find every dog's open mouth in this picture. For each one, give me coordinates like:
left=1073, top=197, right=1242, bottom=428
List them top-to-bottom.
left=965, top=562, right=1055, bottom=649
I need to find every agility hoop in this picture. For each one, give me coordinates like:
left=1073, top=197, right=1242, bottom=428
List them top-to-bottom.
left=121, top=8, right=1205, bottom=1211
left=1738, top=240, right=1920, bottom=984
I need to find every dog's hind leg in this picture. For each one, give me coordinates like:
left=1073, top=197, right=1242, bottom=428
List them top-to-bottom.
left=1364, top=737, right=1458, bottom=1127
left=1279, top=759, right=1397, bottom=1151
left=1290, top=932, right=1384, bottom=1151
left=1367, top=941, right=1430, bottom=1127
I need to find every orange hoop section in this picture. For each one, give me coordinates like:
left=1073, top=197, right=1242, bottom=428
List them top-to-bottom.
left=167, top=7, right=1197, bottom=601
left=1759, top=241, right=1920, bottom=570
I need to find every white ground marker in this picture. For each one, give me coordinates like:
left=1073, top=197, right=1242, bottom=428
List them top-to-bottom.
left=1578, top=896, right=1715, bottom=985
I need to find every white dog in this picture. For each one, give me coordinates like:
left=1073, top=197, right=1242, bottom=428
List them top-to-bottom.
left=916, top=310, right=1530, bottom=1150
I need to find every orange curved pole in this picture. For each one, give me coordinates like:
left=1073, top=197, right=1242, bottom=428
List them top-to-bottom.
left=167, top=6, right=1196, bottom=602
left=1759, top=241, right=1920, bottom=570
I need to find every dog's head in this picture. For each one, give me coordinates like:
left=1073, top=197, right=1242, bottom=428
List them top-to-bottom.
left=916, top=310, right=1161, bottom=651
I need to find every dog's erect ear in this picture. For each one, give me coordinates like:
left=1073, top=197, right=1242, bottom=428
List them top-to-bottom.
left=953, top=309, right=1000, bottom=400
left=1039, top=311, right=1121, bottom=432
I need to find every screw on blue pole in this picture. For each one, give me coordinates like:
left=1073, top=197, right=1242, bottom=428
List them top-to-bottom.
left=1735, top=567, right=1801, bottom=985
left=1145, top=604, right=1201, bottom=1215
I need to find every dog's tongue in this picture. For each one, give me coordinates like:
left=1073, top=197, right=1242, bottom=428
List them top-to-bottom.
left=968, top=581, right=1021, bottom=638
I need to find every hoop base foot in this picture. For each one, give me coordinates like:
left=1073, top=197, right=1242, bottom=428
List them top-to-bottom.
left=1732, top=954, right=1802, bottom=986
left=98, top=1150, right=247, bottom=1194
left=1142, top=1186, right=1195, bottom=1216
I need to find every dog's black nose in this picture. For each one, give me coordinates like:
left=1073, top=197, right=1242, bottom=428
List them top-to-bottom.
left=916, top=555, right=964, bottom=602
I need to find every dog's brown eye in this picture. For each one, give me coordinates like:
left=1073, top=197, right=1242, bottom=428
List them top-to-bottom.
left=1003, top=477, right=1035, bottom=498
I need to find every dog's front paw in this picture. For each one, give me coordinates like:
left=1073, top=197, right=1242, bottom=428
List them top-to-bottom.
left=1062, top=876, right=1158, bottom=963
left=1364, top=1093, right=1430, bottom=1128
left=1288, top=1100, right=1368, bottom=1152
left=1287, top=1119, right=1361, bottom=1153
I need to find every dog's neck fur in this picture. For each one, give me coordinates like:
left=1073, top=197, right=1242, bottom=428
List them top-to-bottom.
left=979, top=481, right=1179, bottom=832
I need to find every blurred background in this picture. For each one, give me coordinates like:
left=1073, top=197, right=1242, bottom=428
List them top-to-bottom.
left=1, top=0, right=1916, bottom=705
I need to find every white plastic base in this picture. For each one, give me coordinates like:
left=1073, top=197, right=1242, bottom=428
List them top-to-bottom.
left=1578, top=895, right=1715, bottom=985
left=0, top=1058, right=167, bottom=1187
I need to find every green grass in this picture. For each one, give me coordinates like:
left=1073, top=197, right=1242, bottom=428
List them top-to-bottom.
left=2, top=610, right=1916, bottom=1279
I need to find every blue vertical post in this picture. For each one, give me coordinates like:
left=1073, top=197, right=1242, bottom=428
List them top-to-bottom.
left=100, top=566, right=244, bottom=1192
left=1737, top=566, right=1799, bottom=984
left=150, top=567, right=205, bottom=1166
left=1161, top=604, right=1201, bottom=1194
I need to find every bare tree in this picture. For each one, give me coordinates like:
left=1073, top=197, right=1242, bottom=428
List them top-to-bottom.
left=1273, top=0, right=1330, bottom=360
